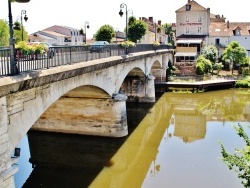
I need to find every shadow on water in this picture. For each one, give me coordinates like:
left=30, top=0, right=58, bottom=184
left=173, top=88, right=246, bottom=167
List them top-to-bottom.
left=22, top=101, right=156, bottom=188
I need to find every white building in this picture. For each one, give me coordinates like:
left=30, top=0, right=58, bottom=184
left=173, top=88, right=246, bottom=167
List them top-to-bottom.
left=29, top=25, right=84, bottom=46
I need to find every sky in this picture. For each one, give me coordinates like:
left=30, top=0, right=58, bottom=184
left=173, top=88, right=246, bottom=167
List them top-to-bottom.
left=1, top=0, right=249, bottom=38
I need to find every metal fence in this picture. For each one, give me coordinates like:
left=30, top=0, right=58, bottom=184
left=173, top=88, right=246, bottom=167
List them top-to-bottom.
left=0, top=44, right=175, bottom=76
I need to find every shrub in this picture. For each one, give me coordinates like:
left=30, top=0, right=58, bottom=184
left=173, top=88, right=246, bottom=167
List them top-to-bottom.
left=119, top=41, right=136, bottom=48
left=196, top=62, right=205, bottom=75
left=219, top=124, right=250, bottom=188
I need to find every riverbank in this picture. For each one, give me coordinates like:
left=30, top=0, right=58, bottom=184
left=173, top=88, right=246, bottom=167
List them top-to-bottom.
left=156, top=70, right=240, bottom=92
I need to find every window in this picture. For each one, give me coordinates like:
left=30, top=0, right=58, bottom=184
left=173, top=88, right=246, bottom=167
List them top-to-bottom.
left=186, top=4, right=191, bottom=11
left=186, top=15, right=189, bottom=22
left=198, top=16, right=202, bottom=22
left=186, top=27, right=189, bottom=34
left=198, top=27, right=202, bottom=33
left=215, top=38, right=220, bottom=45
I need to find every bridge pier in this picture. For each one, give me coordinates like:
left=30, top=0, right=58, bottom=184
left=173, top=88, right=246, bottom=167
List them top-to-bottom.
left=120, top=75, right=155, bottom=103
left=31, top=94, right=128, bottom=137
left=0, top=97, right=17, bottom=188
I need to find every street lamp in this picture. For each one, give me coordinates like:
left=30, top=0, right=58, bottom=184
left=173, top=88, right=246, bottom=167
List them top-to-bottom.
left=8, top=0, right=30, bottom=75
left=119, top=3, right=128, bottom=54
left=119, top=3, right=128, bottom=41
left=20, top=9, right=28, bottom=41
left=128, top=9, right=133, bottom=16
left=84, top=21, right=89, bottom=44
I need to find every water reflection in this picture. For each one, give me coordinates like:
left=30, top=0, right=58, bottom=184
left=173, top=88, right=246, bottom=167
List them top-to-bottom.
left=14, top=89, right=250, bottom=188
left=90, top=89, right=250, bottom=188
left=15, top=102, right=154, bottom=188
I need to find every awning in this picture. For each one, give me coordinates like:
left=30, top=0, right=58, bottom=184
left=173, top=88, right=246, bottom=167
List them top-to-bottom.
left=176, top=39, right=202, bottom=44
left=174, top=52, right=198, bottom=57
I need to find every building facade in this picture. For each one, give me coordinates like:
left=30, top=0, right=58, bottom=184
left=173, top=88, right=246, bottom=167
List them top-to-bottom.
left=29, top=25, right=84, bottom=46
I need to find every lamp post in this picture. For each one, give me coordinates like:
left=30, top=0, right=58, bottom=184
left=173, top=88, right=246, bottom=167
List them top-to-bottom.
left=8, top=0, right=30, bottom=75
left=119, top=3, right=128, bottom=54
left=20, top=9, right=28, bottom=41
left=154, top=19, right=157, bottom=42
left=84, top=21, right=89, bottom=44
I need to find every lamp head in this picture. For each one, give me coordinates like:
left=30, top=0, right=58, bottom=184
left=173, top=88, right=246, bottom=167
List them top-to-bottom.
left=119, top=9, right=123, bottom=17
left=24, top=15, right=28, bottom=22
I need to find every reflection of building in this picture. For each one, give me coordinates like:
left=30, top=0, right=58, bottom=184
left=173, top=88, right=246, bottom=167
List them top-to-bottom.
left=173, top=105, right=206, bottom=143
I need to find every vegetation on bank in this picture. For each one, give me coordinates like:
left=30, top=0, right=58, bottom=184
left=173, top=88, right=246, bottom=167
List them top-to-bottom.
left=219, top=124, right=250, bottom=188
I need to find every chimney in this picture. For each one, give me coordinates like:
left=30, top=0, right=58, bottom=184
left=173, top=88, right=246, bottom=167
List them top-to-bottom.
left=188, top=0, right=191, bottom=3
left=149, top=17, right=153, bottom=22
left=158, top=20, right=161, bottom=26
left=227, top=20, right=230, bottom=28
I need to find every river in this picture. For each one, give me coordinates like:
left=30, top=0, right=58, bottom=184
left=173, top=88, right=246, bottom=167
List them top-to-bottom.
left=14, top=89, right=249, bottom=188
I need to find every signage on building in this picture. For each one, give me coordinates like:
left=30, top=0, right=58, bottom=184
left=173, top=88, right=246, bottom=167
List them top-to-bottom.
left=180, top=23, right=202, bottom=26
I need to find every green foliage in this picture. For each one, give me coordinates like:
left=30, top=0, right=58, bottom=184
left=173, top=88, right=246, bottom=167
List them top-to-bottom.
left=128, top=16, right=136, bottom=26
left=0, top=19, right=9, bottom=46
left=127, top=20, right=147, bottom=43
left=162, top=23, right=175, bottom=45
left=95, top=24, right=115, bottom=43
left=16, top=41, right=48, bottom=55
left=119, top=41, right=135, bottom=48
left=153, top=41, right=160, bottom=47
left=222, top=41, right=247, bottom=66
left=201, top=44, right=218, bottom=64
left=195, top=55, right=212, bottom=75
left=195, top=62, right=205, bottom=75
left=213, top=62, right=224, bottom=70
left=239, top=67, right=250, bottom=76
left=235, top=77, right=250, bottom=88
left=219, top=124, right=250, bottom=188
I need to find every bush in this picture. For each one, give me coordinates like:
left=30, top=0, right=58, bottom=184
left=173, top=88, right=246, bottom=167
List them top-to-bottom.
left=196, top=62, right=205, bottom=75
left=235, top=80, right=250, bottom=88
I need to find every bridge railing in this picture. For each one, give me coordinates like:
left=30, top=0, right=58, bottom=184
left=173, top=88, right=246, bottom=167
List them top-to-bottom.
left=0, top=44, right=175, bottom=76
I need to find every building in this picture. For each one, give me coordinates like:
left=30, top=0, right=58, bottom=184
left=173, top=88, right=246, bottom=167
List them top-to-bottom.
left=175, top=0, right=210, bottom=67
left=175, top=0, right=250, bottom=67
left=139, top=17, right=168, bottom=44
left=209, top=20, right=250, bottom=57
left=29, top=25, right=84, bottom=46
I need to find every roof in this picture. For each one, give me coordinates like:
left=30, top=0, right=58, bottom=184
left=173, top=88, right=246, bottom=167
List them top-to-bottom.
left=176, top=0, right=207, bottom=12
left=209, top=22, right=250, bottom=36
left=176, top=39, right=202, bottom=44
left=174, top=52, right=198, bottom=57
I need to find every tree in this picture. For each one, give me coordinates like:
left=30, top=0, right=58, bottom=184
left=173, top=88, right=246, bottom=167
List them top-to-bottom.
left=0, top=19, right=9, bottom=46
left=127, top=20, right=147, bottom=43
left=162, top=23, right=175, bottom=45
left=95, top=24, right=115, bottom=43
left=222, top=41, right=247, bottom=74
left=201, top=44, right=218, bottom=64
left=195, top=55, right=212, bottom=75
left=220, top=124, right=250, bottom=188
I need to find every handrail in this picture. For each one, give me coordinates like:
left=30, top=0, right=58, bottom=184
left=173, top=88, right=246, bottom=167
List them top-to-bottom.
left=0, top=44, right=175, bottom=76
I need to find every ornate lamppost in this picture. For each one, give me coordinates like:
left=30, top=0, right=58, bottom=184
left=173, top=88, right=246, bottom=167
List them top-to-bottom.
left=8, top=0, right=30, bottom=75
left=119, top=3, right=128, bottom=54
left=20, top=9, right=28, bottom=41
left=84, top=21, right=89, bottom=44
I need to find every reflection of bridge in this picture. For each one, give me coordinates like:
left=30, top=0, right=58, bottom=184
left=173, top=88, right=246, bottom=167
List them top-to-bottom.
left=0, top=49, right=173, bottom=187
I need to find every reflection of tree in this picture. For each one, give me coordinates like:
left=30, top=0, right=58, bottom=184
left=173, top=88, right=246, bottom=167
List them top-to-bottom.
left=164, top=90, right=250, bottom=143
left=195, top=90, right=250, bottom=121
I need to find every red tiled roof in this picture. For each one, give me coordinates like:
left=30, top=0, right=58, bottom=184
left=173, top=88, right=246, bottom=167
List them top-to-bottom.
left=209, top=22, right=250, bottom=36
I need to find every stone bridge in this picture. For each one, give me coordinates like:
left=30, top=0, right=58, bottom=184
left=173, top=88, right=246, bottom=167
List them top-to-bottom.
left=0, top=50, right=173, bottom=187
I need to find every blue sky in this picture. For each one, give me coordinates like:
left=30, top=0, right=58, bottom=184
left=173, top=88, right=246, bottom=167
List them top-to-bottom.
left=1, top=0, right=249, bottom=38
